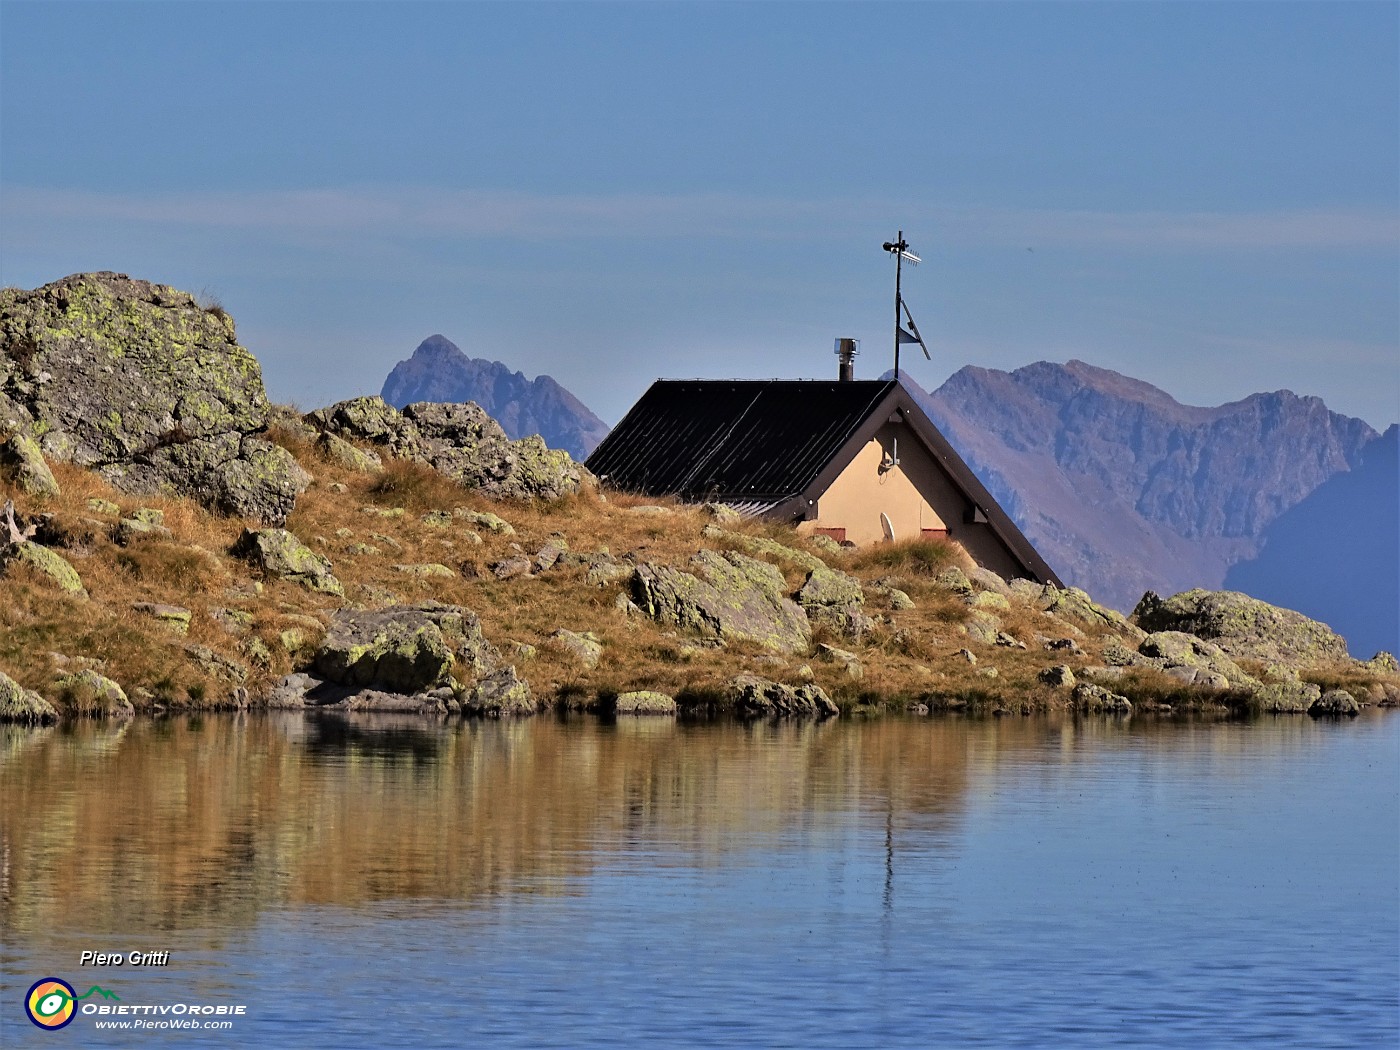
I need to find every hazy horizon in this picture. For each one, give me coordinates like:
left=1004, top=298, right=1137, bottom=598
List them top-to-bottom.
left=3, top=2, right=1396, bottom=429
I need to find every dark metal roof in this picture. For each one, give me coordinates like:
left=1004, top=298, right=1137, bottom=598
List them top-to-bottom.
left=587, top=377, right=1063, bottom=586
left=587, top=380, right=897, bottom=502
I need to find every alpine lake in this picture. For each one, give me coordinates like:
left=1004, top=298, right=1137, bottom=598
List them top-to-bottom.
left=2, top=709, right=1396, bottom=1048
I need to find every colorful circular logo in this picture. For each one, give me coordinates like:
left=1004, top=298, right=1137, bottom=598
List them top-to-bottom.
left=25, top=978, right=77, bottom=1030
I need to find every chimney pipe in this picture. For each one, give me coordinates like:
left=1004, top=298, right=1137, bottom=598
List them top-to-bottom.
left=834, top=337, right=859, bottom=382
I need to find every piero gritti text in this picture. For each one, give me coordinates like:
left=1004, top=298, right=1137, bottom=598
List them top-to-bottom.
left=80, top=950, right=171, bottom=966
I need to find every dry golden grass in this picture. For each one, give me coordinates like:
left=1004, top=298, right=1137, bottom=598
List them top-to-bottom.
left=5, top=430, right=1393, bottom=719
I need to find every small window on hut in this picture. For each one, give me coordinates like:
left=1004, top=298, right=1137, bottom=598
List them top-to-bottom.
left=814, top=527, right=847, bottom=543
left=921, top=527, right=948, bottom=539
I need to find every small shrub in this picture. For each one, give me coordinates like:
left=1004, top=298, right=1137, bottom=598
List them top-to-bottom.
left=365, top=459, right=464, bottom=511
left=849, top=537, right=962, bottom=577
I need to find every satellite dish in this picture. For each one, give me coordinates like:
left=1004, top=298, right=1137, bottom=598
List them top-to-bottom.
left=880, top=512, right=895, bottom=542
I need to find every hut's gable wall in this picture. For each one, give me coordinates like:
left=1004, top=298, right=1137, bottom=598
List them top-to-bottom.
left=799, top=421, right=1032, bottom=580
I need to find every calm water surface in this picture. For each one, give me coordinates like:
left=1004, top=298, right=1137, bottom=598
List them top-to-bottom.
left=2, top=712, right=1396, bottom=1048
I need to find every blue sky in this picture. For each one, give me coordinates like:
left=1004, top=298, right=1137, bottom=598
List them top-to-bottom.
left=2, top=1, right=1396, bottom=428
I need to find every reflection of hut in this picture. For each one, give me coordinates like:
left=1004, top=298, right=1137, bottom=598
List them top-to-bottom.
left=587, top=378, right=1060, bottom=584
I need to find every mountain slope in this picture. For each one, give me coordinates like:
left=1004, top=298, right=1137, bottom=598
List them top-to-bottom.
left=382, top=335, right=609, bottom=460
left=898, top=361, right=1379, bottom=614
left=1224, top=425, right=1398, bottom=657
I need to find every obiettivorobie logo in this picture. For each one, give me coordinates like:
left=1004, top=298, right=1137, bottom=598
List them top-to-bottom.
left=25, top=978, right=119, bottom=1030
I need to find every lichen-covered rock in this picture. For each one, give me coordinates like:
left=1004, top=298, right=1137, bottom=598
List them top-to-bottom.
left=0, top=272, right=306, bottom=523
left=305, top=396, right=591, bottom=501
left=305, top=396, right=421, bottom=456
left=315, top=431, right=383, bottom=473
left=0, top=432, right=59, bottom=496
left=104, top=433, right=309, bottom=526
left=701, top=502, right=742, bottom=524
left=455, top=508, right=515, bottom=535
left=112, top=514, right=173, bottom=544
left=701, top=525, right=829, bottom=573
left=232, top=527, right=343, bottom=596
left=0, top=540, right=87, bottom=597
left=630, top=550, right=811, bottom=653
left=582, top=553, right=630, bottom=588
left=491, top=555, right=533, bottom=580
left=393, top=563, right=456, bottom=578
left=796, top=565, right=869, bottom=638
left=797, top=565, right=863, bottom=609
left=934, top=567, right=973, bottom=595
left=967, top=567, right=1011, bottom=596
left=872, top=582, right=915, bottom=610
left=1040, top=585, right=1141, bottom=637
left=1132, top=589, right=1351, bottom=665
left=968, top=590, right=1011, bottom=612
left=132, top=602, right=191, bottom=635
left=314, top=603, right=495, bottom=693
left=965, top=610, right=1002, bottom=645
left=551, top=628, right=602, bottom=668
left=1138, top=631, right=1259, bottom=691
left=817, top=643, right=863, bottom=680
left=184, top=644, right=249, bottom=686
left=1362, top=651, right=1399, bottom=674
left=1038, top=664, right=1076, bottom=688
left=464, top=665, right=536, bottom=717
left=0, top=668, right=57, bottom=723
left=54, top=669, right=134, bottom=718
left=725, top=674, right=838, bottom=718
left=1253, top=680, right=1323, bottom=713
left=1071, top=682, right=1132, bottom=712
left=1309, top=689, right=1360, bottom=717
left=613, top=690, right=676, bottom=715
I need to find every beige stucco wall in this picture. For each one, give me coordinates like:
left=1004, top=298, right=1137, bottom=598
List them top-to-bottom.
left=796, top=421, right=1030, bottom=580
left=797, top=426, right=946, bottom=545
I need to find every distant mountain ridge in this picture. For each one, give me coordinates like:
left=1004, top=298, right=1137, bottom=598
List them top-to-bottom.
left=381, top=335, right=609, bottom=461
left=895, top=360, right=1390, bottom=651
left=1224, top=424, right=1398, bottom=659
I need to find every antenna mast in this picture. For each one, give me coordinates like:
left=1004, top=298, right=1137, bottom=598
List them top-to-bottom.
left=882, top=230, right=929, bottom=380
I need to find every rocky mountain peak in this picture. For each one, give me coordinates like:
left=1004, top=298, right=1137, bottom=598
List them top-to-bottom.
left=381, top=336, right=609, bottom=461
left=900, top=360, right=1388, bottom=623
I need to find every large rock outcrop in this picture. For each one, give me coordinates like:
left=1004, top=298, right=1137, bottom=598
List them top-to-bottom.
left=0, top=273, right=307, bottom=524
left=306, top=395, right=589, bottom=501
left=630, top=550, right=811, bottom=653
left=1132, top=588, right=1351, bottom=665
left=314, top=604, right=496, bottom=693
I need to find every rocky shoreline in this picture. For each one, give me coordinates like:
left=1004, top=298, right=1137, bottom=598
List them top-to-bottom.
left=2, top=273, right=1397, bottom=726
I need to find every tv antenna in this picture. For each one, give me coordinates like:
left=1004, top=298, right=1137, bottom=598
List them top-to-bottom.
left=882, top=230, right=930, bottom=379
